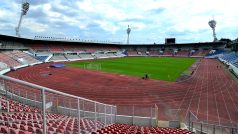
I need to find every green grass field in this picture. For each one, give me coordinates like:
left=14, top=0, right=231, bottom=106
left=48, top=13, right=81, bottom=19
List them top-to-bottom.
left=66, top=57, right=196, bottom=81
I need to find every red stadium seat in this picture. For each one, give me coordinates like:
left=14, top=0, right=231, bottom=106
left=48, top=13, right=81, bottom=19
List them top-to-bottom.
left=27, top=126, right=36, bottom=133
left=0, top=127, right=8, bottom=133
left=10, top=128, right=18, bottom=134
left=36, top=128, right=43, bottom=134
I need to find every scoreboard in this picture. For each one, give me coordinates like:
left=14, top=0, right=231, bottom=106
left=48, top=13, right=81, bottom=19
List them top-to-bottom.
left=165, top=38, right=176, bottom=44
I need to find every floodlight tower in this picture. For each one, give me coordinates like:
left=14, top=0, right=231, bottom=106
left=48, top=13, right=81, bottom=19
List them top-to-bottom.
left=16, top=0, right=30, bottom=37
left=208, top=18, right=218, bottom=42
left=126, top=25, right=131, bottom=44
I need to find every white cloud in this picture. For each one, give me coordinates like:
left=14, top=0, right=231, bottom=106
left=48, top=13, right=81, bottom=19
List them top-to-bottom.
left=0, top=0, right=237, bottom=43
left=0, top=10, right=7, bottom=17
left=24, top=19, right=49, bottom=33
left=94, top=20, right=119, bottom=33
left=118, top=22, right=146, bottom=31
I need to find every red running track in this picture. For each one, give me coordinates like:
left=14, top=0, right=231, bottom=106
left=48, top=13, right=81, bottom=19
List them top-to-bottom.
left=7, top=59, right=238, bottom=125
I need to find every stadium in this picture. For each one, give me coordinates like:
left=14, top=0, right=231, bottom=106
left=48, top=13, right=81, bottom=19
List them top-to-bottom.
left=1, top=0, right=238, bottom=134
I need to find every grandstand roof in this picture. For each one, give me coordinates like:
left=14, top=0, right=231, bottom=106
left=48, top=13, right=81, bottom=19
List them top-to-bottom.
left=0, top=34, right=225, bottom=47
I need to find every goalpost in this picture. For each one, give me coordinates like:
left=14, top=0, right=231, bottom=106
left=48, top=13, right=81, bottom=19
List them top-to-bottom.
left=84, top=63, right=102, bottom=71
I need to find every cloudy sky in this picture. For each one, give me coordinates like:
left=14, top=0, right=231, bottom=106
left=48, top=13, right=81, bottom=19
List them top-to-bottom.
left=0, top=0, right=237, bottom=44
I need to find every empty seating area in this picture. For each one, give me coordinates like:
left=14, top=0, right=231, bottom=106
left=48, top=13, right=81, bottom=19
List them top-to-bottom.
left=29, top=44, right=48, bottom=50
left=30, top=44, right=120, bottom=53
left=30, top=44, right=125, bottom=61
left=48, top=46, right=63, bottom=52
left=136, top=48, right=148, bottom=56
left=125, top=49, right=212, bottom=57
left=206, top=49, right=224, bottom=57
left=0, top=50, right=41, bottom=72
left=35, top=50, right=52, bottom=56
left=127, top=50, right=139, bottom=56
left=148, top=50, right=161, bottom=56
left=176, top=50, right=190, bottom=57
left=191, top=50, right=210, bottom=57
left=5, top=51, right=40, bottom=65
left=137, top=51, right=148, bottom=56
left=163, top=51, right=173, bottom=56
left=49, top=52, right=123, bottom=62
left=220, top=52, right=238, bottom=67
left=0, top=53, right=22, bottom=68
left=79, top=53, right=94, bottom=59
left=94, top=53, right=108, bottom=58
left=106, top=53, right=117, bottom=57
left=114, top=53, right=125, bottom=57
left=221, top=53, right=238, bottom=63
left=50, top=54, right=67, bottom=62
left=65, top=54, right=81, bottom=61
left=35, top=56, right=49, bottom=61
left=0, top=62, right=8, bottom=71
left=233, top=62, right=238, bottom=67
left=0, top=93, right=106, bottom=134
left=0, top=95, right=195, bottom=134
left=0, top=96, right=40, bottom=113
left=0, top=112, right=104, bottom=134
left=92, top=124, right=194, bottom=134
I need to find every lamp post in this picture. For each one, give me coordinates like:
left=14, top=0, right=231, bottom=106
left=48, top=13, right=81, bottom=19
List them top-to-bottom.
left=16, top=1, right=30, bottom=37
left=208, top=19, right=218, bottom=42
left=127, top=25, right=131, bottom=44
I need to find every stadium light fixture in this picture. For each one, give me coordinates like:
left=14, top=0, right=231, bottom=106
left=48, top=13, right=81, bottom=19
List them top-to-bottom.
left=16, top=0, right=30, bottom=37
left=208, top=17, right=218, bottom=42
left=127, top=25, right=131, bottom=44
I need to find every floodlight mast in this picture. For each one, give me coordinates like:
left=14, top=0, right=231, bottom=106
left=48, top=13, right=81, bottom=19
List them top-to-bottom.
left=16, top=1, right=30, bottom=37
left=208, top=18, right=218, bottom=42
left=127, top=25, right=131, bottom=44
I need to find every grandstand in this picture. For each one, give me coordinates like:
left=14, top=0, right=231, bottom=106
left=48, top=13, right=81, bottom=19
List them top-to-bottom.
left=0, top=34, right=238, bottom=134
left=220, top=52, right=238, bottom=66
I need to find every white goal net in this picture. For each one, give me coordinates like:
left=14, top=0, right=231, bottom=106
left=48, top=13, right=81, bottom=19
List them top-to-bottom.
left=84, top=63, right=101, bottom=71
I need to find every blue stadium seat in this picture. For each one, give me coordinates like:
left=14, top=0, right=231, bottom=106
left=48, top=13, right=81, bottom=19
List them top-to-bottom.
left=35, top=56, right=49, bottom=61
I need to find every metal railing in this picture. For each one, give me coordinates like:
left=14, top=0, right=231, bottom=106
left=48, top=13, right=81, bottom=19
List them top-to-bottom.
left=0, top=75, right=116, bottom=133
left=155, top=107, right=238, bottom=134
left=186, top=111, right=238, bottom=134
left=190, top=121, right=238, bottom=134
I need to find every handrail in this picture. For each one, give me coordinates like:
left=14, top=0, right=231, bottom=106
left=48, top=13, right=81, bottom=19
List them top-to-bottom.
left=0, top=75, right=116, bottom=107
left=191, top=121, right=237, bottom=129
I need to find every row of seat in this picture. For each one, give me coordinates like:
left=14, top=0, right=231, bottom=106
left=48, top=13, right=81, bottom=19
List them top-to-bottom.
left=30, top=44, right=119, bottom=53
left=206, top=49, right=224, bottom=57
left=0, top=50, right=41, bottom=71
left=127, top=50, right=209, bottom=57
left=176, top=50, right=190, bottom=56
left=191, top=50, right=210, bottom=56
left=4, top=51, right=39, bottom=65
left=49, top=52, right=124, bottom=62
left=221, top=52, right=238, bottom=67
left=0, top=53, right=21, bottom=70
left=0, top=96, right=40, bottom=113
left=0, top=112, right=104, bottom=134
left=92, top=124, right=195, bottom=134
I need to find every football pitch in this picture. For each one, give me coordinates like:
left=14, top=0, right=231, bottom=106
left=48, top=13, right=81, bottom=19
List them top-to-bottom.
left=66, top=57, right=197, bottom=81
